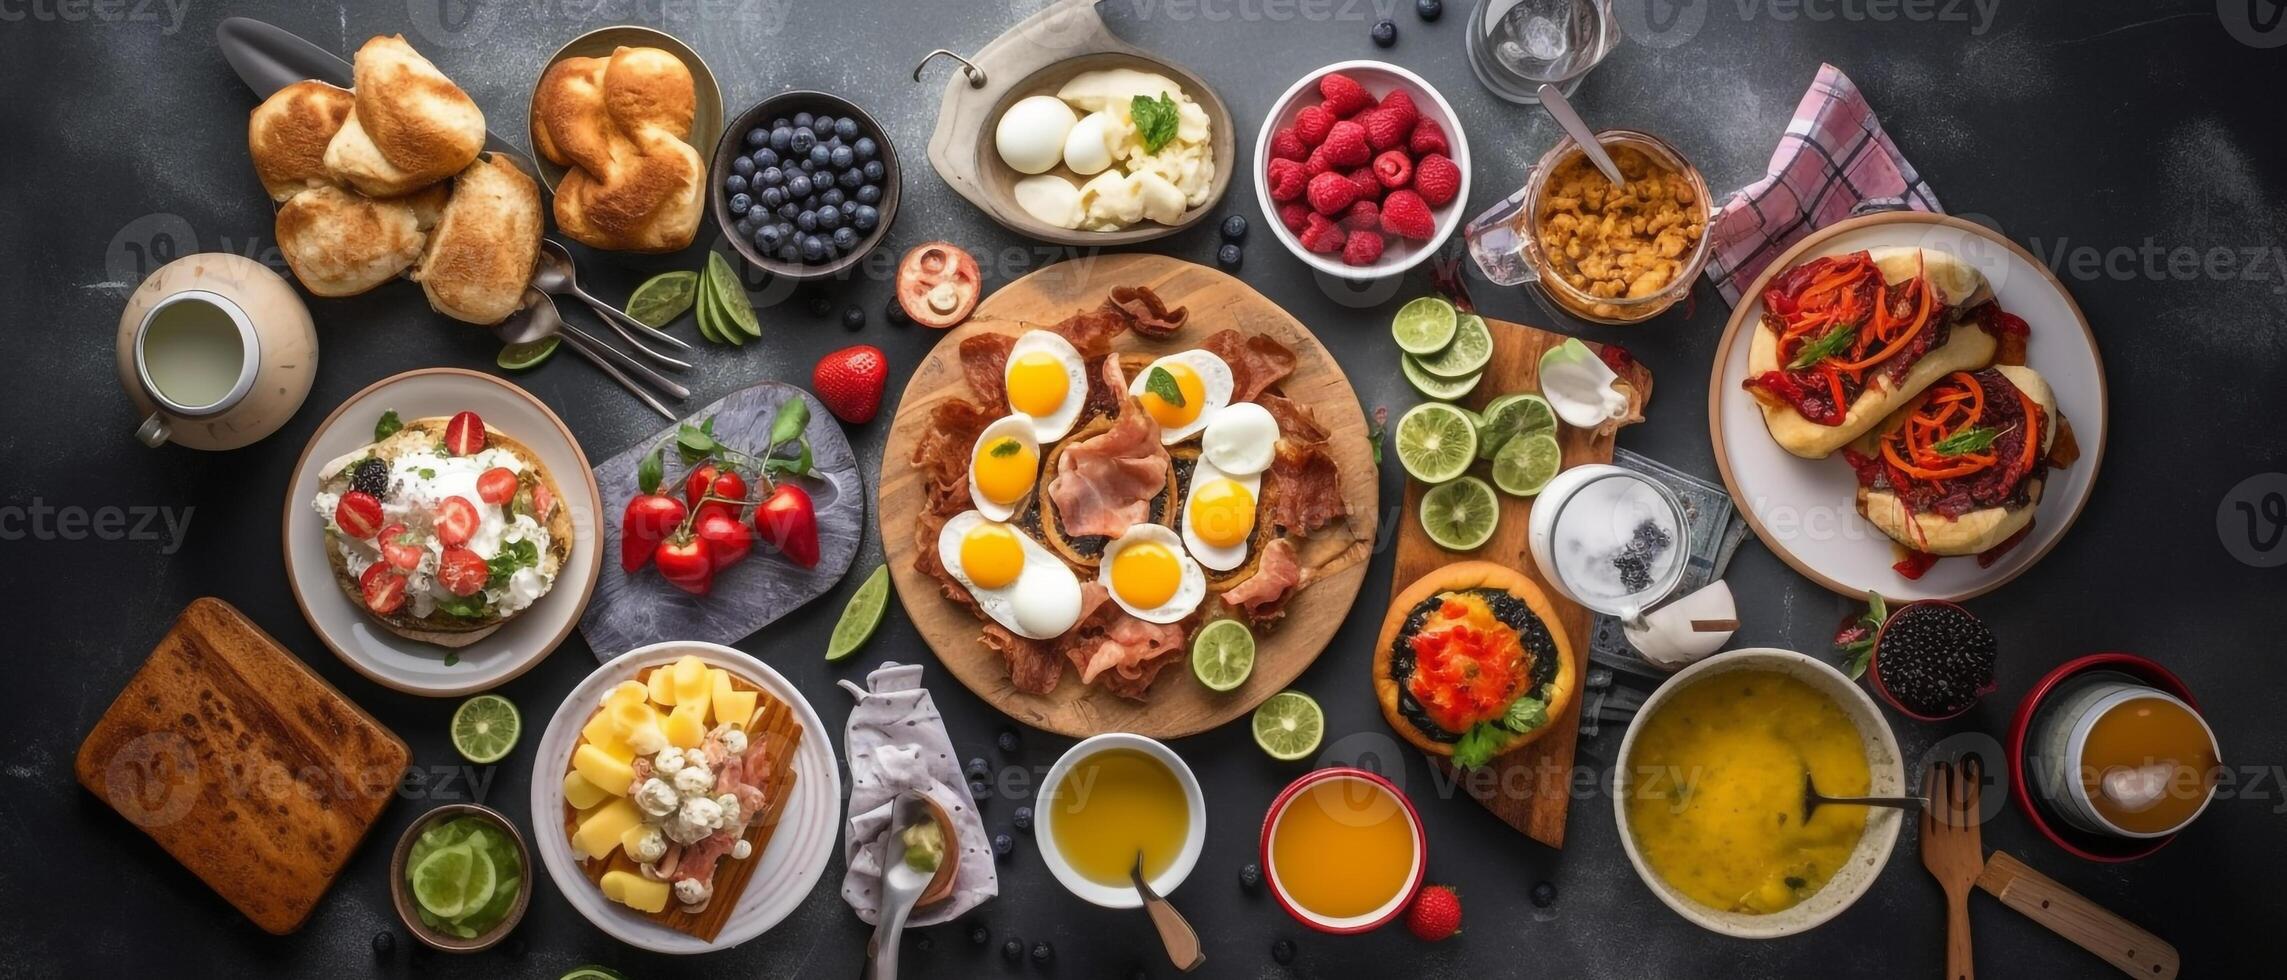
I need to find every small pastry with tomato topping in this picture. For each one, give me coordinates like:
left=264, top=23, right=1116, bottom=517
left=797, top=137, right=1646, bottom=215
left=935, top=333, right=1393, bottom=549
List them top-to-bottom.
left=1742, top=247, right=2014, bottom=459
left=1843, top=365, right=2074, bottom=574
left=310, top=409, right=574, bottom=646
left=1374, top=561, right=1577, bottom=769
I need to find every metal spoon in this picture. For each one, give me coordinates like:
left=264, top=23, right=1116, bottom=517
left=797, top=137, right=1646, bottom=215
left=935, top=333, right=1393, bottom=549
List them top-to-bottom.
left=1535, top=83, right=1627, bottom=188
left=532, top=239, right=695, bottom=360
left=492, top=290, right=681, bottom=420
left=1803, top=771, right=1929, bottom=823
left=862, top=791, right=937, bottom=980
left=1131, top=851, right=1205, bottom=973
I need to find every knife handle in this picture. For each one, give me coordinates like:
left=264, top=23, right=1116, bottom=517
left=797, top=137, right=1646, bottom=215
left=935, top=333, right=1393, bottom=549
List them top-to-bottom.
left=1977, top=851, right=2178, bottom=979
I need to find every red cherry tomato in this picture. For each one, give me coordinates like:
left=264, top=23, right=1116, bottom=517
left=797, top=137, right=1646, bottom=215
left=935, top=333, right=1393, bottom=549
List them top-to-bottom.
left=444, top=411, right=488, bottom=455
left=684, top=463, right=720, bottom=510
left=477, top=467, right=519, bottom=505
left=532, top=480, right=556, bottom=519
left=754, top=483, right=820, bottom=568
left=334, top=491, right=385, bottom=539
left=620, top=493, right=688, bottom=573
left=434, top=496, right=480, bottom=546
left=696, top=512, right=754, bottom=571
left=377, top=523, right=424, bottom=570
left=654, top=533, right=715, bottom=595
left=437, top=546, right=490, bottom=597
left=358, top=562, right=408, bottom=615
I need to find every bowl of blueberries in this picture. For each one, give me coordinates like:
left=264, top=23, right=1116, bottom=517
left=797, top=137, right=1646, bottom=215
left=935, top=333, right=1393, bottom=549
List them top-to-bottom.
left=711, top=91, right=899, bottom=280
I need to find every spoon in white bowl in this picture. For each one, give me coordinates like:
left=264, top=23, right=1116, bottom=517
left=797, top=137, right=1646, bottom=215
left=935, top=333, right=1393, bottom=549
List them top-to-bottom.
left=1535, top=83, right=1626, bottom=188
left=1132, top=851, right=1205, bottom=972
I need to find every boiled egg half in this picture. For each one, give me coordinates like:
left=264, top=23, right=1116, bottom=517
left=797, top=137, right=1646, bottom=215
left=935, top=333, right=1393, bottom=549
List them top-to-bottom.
left=1004, top=329, right=1090, bottom=443
left=1128, top=349, right=1233, bottom=444
left=967, top=415, right=1041, bottom=521
left=936, top=511, right=1083, bottom=640
left=1098, top=523, right=1206, bottom=623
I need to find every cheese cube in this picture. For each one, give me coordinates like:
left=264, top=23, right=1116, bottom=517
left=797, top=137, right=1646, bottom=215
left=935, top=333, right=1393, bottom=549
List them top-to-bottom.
left=670, top=656, right=711, bottom=712
left=646, top=665, right=677, bottom=706
left=707, top=669, right=733, bottom=722
left=604, top=680, right=649, bottom=707
left=713, top=687, right=757, bottom=730
left=611, top=699, right=667, bottom=755
left=664, top=701, right=708, bottom=749
left=580, top=709, right=634, bottom=763
left=572, top=743, right=636, bottom=797
left=562, top=769, right=609, bottom=810
left=571, top=797, right=642, bottom=860
left=618, top=823, right=658, bottom=859
left=600, top=869, right=670, bottom=913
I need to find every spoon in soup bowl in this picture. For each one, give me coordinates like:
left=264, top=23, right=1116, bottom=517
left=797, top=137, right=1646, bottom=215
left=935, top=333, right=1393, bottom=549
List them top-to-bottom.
left=1803, top=771, right=1928, bottom=823
left=1131, top=851, right=1205, bottom=972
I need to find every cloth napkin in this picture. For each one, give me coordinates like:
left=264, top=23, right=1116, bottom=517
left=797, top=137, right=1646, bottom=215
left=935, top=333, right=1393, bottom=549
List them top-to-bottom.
left=1704, top=64, right=1943, bottom=305
left=839, top=662, right=998, bottom=926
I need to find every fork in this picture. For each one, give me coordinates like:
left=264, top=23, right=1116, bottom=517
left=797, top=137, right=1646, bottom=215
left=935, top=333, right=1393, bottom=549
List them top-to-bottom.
left=1920, top=756, right=1985, bottom=980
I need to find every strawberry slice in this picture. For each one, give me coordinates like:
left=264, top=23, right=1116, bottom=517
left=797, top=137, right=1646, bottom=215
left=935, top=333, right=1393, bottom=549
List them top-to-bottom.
left=443, top=411, right=487, bottom=456
left=477, top=466, right=518, bottom=505
left=531, top=481, right=556, bottom=520
left=334, top=491, right=385, bottom=539
left=434, top=496, right=480, bottom=546
left=377, top=523, right=425, bottom=570
left=437, top=546, right=489, bottom=597
left=358, top=562, right=408, bottom=615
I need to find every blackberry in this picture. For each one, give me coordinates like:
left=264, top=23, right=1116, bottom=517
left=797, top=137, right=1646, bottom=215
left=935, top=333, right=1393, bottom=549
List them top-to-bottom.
left=349, top=457, right=390, bottom=498
left=1872, top=601, right=1997, bottom=718
left=1238, top=862, right=1261, bottom=889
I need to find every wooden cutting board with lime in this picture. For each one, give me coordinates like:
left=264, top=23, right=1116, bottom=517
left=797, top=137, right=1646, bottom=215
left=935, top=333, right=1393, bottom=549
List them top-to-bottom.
left=1384, top=297, right=1653, bottom=848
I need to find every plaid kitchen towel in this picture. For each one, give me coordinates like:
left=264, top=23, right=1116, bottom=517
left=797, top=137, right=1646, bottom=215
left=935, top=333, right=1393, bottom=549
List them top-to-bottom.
left=1705, top=64, right=1942, bottom=305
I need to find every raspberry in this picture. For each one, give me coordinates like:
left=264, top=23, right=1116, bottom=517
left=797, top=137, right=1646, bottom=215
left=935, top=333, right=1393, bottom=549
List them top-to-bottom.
left=1318, top=72, right=1375, bottom=117
left=1377, top=89, right=1419, bottom=133
left=1294, top=104, right=1335, bottom=146
left=1361, top=107, right=1409, bottom=152
left=1408, top=116, right=1450, bottom=157
left=1319, top=120, right=1371, bottom=167
left=1269, top=127, right=1307, bottom=162
left=1303, top=147, right=1334, bottom=178
left=1372, top=149, right=1412, bottom=189
left=1414, top=152, right=1461, bottom=207
left=1265, top=158, right=1307, bottom=202
left=1344, top=166, right=1382, bottom=202
left=1305, top=170, right=1360, bottom=216
left=1380, top=189, right=1436, bottom=240
left=1340, top=199, right=1381, bottom=232
left=1278, top=201, right=1312, bottom=234
left=1300, top=212, right=1347, bottom=253
left=1341, top=229, right=1386, bottom=267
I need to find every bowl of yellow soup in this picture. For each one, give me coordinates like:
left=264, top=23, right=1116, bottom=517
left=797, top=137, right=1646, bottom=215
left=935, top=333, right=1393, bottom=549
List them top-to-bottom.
left=1614, top=648, right=1904, bottom=938
left=1035, top=733, right=1206, bottom=908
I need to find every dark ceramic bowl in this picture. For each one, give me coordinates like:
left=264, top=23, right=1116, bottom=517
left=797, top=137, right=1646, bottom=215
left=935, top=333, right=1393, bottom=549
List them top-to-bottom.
left=709, top=91, right=900, bottom=282
left=1867, top=599, right=1998, bottom=722
left=388, top=803, right=532, bottom=952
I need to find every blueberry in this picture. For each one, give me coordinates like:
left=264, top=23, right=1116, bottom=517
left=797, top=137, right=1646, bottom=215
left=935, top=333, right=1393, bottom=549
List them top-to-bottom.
left=1417, top=0, right=1441, bottom=19
left=1371, top=18, right=1397, bottom=46
left=792, top=111, right=814, bottom=130
left=810, top=114, right=835, bottom=136
left=834, top=117, right=860, bottom=141
left=744, top=126, right=768, bottom=148
left=769, top=126, right=793, bottom=152
left=791, top=126, right=817, bottom=153
left=854, top=136, right=878, bottom=160
left=809, top=144, right=833, bottom=169
left=830, top=145, right=855, bottom=169
left=752, top=147, right=779, bottom=168
left=730, top=155, right=756, bottom=178
left=797, top=155, right=818, bottom=172
left=863, top=159, right=886, bottom=182
left=758, top=166, right=784, bottom=187
left=838, top=168, right=865, bottom=190
left=795, top=173, right=822, bottom=199
left=725, top=174, right=748, bottom=194
left=856, top=184, right=882, bottom=205
left=759, top=187, right=783, bottom=209
left=819, top=187, right=845, bottom=208
left=728, top=192, right=753, bottom=215
left=777, top=201, right=801, bottom=220
left=853, top=204, right=879, bottom=231
left=816, top=206, right=841, bottom=231
left=796, top=210, right=819, bottom=233
left=1220, top=213, right=1249, bottom=242
left=735, top=216, right=755, bottom=237
left=754, top=225, right=783, bottom=252
left=831, top=226, right=859, bottom=251
left=800, top=235, right=827, bottom=263
left=776, top=242, right=802, bottom=263
left=1216, top=243, right=1243, bottom=269
left=809, top=293, right=836, bottom=318
left=886, top=298, right=910, bottom=325
left=841, top=304, right=865, bottom=330
left=996, top=729, right=1020, bottom=752
left=965, top=756, right=990, bottom=779
left=969, top=778, right=991, bottom=802
left=1012, top=805, right=1032, bottom=832
left=992, top=833, right=1014, bottom=859
left=1239, top=862, right=1261, bottom=888
left=1531, top=881, right=1557, bottom=907
left=970, top=923, right=990, bottom=945
left=371, top=931, right=395, bottom=959
left=915, top=934, right=934, bottom=952
left=1272, top=938, right=1296, bottom=964
left=1002, top=940, right=1024, bottom=963
left=1031, top=941, right=1053, bottom=963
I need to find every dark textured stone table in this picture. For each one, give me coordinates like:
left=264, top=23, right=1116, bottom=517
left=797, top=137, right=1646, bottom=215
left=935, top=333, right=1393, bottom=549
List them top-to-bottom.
left=5, top=1, right=2282, bottom=976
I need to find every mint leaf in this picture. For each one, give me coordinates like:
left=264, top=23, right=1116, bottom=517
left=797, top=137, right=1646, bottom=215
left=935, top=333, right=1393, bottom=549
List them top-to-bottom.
left=1131, top=93, right=1180, bottom=154
left=1786, top=321, right=1858, bottom=371
left=1144, top=366, right=1186, bottom=407
left=374, top=410, right=403, bottom=441
left=676, top=423, right=716, bottom=461
left=1933, top=425, right=2008, bottom=457
left=988, top=438, right=1024, bottom=458
left=486, top=538, right=540, bottom=587
left=1502, top=696, right=1548, bottom=733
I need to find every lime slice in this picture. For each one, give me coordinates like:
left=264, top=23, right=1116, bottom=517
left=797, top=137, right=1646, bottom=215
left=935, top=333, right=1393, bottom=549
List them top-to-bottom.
left=706, top=252, right=761, bottom=338
left=694, top=265, right=734, bottom=345
left=625, top=270, right=699, bottom=329
left=1391, top=296, right=1458, bottom=355
left=1414, top=312, right=1493, bottom=378
left=495, top=336, right=560, bottom=371
left=1401, top=354, right=1483, bottom=401
left=1476, top=393, right=1557, bottom=460
left=1394, top=402, right=1480, bottom=483
left=1492, top=431, right=1563, bottom=497
left=1419, top=475, right=1501, bottom=551
left=827, top=565, right=891, bottom=661
left=1190, top=619, right=1256, bottom=692
left=1252, top=690, right=1324, bottom=761
left=450, top=694, right=520, bottom=764
left=410, top=842, right=477, bottom=919
left=560, top=969, right=628, bottom=980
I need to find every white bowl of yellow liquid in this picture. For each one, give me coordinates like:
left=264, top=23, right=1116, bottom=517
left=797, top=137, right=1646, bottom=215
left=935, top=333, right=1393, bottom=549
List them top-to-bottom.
left=1614, top=648, right=1904, bottom=938
left=1034, top=733, right=1206, bottom=908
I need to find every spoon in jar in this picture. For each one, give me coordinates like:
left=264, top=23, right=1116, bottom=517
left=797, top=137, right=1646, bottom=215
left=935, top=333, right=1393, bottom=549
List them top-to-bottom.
left=1535, top=83, right=1627, bottom=187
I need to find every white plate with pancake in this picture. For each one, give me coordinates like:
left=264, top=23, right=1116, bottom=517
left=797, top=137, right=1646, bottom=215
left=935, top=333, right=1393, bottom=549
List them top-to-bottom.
left=1709, top=212, right=2107, bottom=601
left=282, top=368, right=601, bottom=695
left=529, top=641, right=840, bottom=954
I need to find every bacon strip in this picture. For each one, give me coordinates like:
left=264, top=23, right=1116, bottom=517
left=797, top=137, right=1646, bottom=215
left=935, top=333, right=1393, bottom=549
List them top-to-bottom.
left=1107, top=285, right=1188, bottom=339
left=1202, top=329, right=1297, bottom=403
left=958, top=333, right=1015, bottom=405
left=1045, top=358, right=1169, bottom=538
left=1257, top=393, right=1329, bottom=446
left=910, top=397, right=998, bottom=518
left=1267, top=442, right=1346, bottom=536
left=1222, top=537, right=1304, bottom=626
left=1053, top=584, right=1190, bottom=701
left=983, top=626, right=1063, bottom=695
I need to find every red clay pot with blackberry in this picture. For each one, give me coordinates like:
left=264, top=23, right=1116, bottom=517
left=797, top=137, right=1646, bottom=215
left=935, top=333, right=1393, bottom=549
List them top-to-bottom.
left=1867, top=599, right=1998, bottom=721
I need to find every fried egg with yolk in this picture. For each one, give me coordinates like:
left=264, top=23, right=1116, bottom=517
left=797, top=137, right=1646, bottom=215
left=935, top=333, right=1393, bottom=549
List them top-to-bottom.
left=1004, top=330, right=1090, bottom=443
left=1127, top=349, right=1233, bottom=444
left=967, top=415, right=1041, bottom=521
left=935, top=510, right=1083, bottom=639
left=1097, top=523, right=1206, bottom=623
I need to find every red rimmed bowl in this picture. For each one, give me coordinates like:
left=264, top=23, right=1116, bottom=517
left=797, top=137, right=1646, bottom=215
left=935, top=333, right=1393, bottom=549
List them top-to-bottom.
left=1868, top=599, right=2000, bottom=722
left=2009, top=652, right=2204, bottom=863
left=1258, top=767, right=1426, bottom=934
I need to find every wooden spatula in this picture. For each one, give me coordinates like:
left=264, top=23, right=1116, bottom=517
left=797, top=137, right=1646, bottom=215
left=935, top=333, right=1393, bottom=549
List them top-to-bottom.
left=1919, top=757, right=1984, bottom=980
left=1977, top=851, right=2180, bottom=979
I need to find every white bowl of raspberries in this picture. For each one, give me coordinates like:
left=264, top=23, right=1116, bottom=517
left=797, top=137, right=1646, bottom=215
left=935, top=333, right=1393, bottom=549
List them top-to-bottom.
left=1253, top=61, right=1470, bottom=279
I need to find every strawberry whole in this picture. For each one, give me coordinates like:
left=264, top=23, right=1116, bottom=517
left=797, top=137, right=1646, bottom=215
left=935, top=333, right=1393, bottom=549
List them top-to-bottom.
left=1265, top=71, right=1461, bottom=268
left=813, top=344, right=887, bottom=424
left=1405, top=884, right=1463, bottom=941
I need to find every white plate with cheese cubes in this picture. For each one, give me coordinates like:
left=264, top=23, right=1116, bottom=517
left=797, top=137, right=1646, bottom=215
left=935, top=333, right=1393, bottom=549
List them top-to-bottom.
left=531, top=641, right=839, bottom=953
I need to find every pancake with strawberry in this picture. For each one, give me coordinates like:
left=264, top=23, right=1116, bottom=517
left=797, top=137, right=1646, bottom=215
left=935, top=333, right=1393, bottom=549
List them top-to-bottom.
left=310, top=410, right=574, bottom=647
left=1374, top=562, right=1576, bottom=768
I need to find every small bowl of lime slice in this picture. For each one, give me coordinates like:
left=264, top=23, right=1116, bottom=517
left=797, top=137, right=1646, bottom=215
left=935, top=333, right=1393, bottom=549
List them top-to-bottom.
left=388, top=803, right=531, bottom=952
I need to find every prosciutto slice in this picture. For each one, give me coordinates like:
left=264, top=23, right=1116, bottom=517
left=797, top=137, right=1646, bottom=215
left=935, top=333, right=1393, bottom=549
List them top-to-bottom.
left=1107, top=285, right=1188, bottom=339
left=1202, top=329, right=1298, bottom=403
left=958, top=333, right=1016, bottom=404
left=1046, top=358, right=1169, bottom=538
left=1257, top=393, right=1329, bottom=446
left=1267, top=442, right=1346, bottom=536
left=1221, top=537, right=1304, bottom=626
left=1052, top=583, right=1189, bottom=701
left=983, top=626, right=1064, bottom=695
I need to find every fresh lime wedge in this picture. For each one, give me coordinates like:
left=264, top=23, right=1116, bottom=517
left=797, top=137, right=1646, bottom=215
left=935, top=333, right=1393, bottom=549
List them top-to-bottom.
left=706, top=252, right=761, bottom=338
left=694, top=264, right=732, bottom=345
left=625, top=270, right=699, bottom=329
left=1391, top=296, right=1458, bottom=355
left=1414, top=312, right=1493, bottom=378
left=495, top=336, right=560, bottom=371
left=1401, top=354, right=1483, bottom=401
left=1476, top=393, right=1556, bottom=459
left=1394, top=402, right=1480, bottom=484
left=1492, top=431, right=1563, bottom=497
left=1420, top=475, right=1501, bottom=551
left=827, top=565, right=891, bottom=661
left=1190, top=619, right=1256, bottom=692
left=1252, top=690, right=1324, bottom=761
left=451, top=694, right=520, bottom=764
left=410, top=842, right=478, bottom=919
left=560, top=968, right=628, bottom=980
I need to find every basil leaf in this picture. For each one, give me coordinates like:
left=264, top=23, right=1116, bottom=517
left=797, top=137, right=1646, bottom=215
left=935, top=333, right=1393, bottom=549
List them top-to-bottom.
left=1130, top=93, right=1180, bottom=154
left=1786, top=321, right=1858, bottom=371
left=1144, top=366, right=1186, bottom=407
left=769, top=398, right=810, bottom=448
left=373, top=410, right=403, bottom=441
left=677, top=423, right=716, bottom=456
left=1933, top=425, right=2007, bottom=457
left=988, top=438, right=1024, bottom=458
left=638, top=446, right=665, bottom=495
left=486, top=538, right=540, bottom=587
left=443, top=651, right=459, bottom=667
left=1503, top=696, right=1549, bottom=733
left=1451, top=723, right=1500, bottom=770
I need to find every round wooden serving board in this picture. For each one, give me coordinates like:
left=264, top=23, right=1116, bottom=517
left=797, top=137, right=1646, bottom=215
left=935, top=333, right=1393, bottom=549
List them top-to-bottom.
left=879, top=253, right=1377, bottom=738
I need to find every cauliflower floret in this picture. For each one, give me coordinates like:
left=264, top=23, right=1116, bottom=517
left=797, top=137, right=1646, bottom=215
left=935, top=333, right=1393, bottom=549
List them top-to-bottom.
left=624, top=723, right=667, bottom=757
left=719, top=728, right=748, bottom=756
left=653, top=746, right=688, bottom=775
left=673, top=762, right=715, bottom=796
left=634, top=778, right=681, bottom=818
left=715, top=792, right=743, bottom=827
left=668, top=796, right=724, bottom=844
left=626, top=825, right=668, bottom=864
left=732, top=839, right=753, bottom=861
left=673, top=878, right=713, bottom=906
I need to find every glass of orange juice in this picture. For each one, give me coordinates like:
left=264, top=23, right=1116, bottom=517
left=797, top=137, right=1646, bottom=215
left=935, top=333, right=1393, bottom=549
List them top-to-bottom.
left=1260, top=768, right=1426, bottom=932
